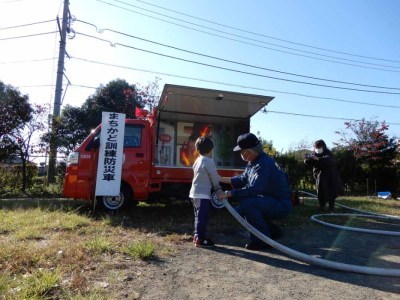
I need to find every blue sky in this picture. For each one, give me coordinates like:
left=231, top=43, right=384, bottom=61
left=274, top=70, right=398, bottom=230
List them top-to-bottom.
left=1, top=0, right=399, bottom=153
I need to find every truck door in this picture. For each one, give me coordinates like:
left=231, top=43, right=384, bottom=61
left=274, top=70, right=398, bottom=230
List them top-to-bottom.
left=122, top=124, right=150, bottom=196
left=74, top=132, right=101, bottom=200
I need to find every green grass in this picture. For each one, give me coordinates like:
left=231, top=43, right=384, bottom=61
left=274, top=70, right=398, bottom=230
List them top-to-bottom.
left=0, top=208, right=91, bottom=240
left=84, top=237, right=115, bottom=255
left=123, top=240, right=156, bottom=260
left=19, top=269, right=60, bottom=299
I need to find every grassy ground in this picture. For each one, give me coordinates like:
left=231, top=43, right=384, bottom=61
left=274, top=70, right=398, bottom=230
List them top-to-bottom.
left=0, top=196, right=399, bottom=299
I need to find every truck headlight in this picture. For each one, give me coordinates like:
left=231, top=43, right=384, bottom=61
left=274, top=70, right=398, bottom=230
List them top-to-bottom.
left=67, top=152, right=79, bottom=165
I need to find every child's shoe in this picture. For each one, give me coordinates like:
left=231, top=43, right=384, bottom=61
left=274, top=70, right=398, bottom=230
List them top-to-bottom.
left=194, top=237, right=215, bottom=248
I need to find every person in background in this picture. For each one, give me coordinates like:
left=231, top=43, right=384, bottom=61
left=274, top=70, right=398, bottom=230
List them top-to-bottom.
left=219, top=133, right=292, bottom=250
left=189, top=136, right=224, bottom=248
left=304, top=139, right=344, bottom=213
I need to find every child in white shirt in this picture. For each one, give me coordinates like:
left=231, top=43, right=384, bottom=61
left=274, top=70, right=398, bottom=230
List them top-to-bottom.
left=189, top=137, right=223, bottom=247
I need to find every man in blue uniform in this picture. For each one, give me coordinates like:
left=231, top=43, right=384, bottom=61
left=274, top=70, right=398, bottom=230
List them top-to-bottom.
left=220, top=133, right=292, bottom=250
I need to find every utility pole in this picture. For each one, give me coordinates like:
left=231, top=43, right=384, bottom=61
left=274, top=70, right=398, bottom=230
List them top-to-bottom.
left=47, top=0, right=70, bottom=184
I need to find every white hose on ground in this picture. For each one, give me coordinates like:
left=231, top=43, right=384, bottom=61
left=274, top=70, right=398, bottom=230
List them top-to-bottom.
left=297, top=190, right=400, bottom=235
left=298, top=190, right=400, bottom=219
left=221, top=198, right=400, bottom=276
left=335, top=202, right=400, bottom=220
left=310, top=213, right=400, bottom=236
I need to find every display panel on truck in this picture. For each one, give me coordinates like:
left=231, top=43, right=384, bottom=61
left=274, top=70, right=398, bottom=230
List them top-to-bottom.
left=154, top=84, right=273, bottom=170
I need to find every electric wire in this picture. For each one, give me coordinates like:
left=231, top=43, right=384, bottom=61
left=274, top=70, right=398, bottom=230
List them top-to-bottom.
left=0, top=0, right=23, bottom=3
left=96, top=0, right=398, bottom=73
left=97, top=0, right=400, bottom=71
left=105, top=0, right=400, bottom=69
left=131, top=0, right=400, bottom=64
left=0, top=19, right=55, bottom=30
left=3, top=19, right=396, bottom=123
left=76, top=19, right=400, bottom=90
left=0, top=31, right=57, bottom=41
left=75, top=31, right=400, bottom=95
left=69, top=56, right=400, bottom=125
left=71, top=56, right=400, bottom=111
left=0, top=57, right=56, bottom=64
left=71, top=84, right=97, bottom=89
left=17, top=85, right=55, bottom=88
left=264, top=110, right=400, bottom=126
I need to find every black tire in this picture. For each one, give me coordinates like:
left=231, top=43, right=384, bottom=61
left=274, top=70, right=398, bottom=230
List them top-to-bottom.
left=98, top=183, right=132, bottom=211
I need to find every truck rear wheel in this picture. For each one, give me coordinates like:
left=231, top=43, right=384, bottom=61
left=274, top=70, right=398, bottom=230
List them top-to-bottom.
left=98, top=183, right=132, bottom=211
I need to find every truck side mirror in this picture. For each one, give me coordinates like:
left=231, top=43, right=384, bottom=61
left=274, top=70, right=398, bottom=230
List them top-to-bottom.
left=86, top=136, right=100, bottom=151
left=93, top=136, right=100, bottom=149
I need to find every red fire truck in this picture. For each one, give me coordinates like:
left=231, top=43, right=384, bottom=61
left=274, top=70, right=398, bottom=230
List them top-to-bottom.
left=63, top=84, right=273, bottom=210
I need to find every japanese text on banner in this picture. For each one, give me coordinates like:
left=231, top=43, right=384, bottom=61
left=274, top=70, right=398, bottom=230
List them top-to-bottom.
left=95, top=112, right=125, bottom=196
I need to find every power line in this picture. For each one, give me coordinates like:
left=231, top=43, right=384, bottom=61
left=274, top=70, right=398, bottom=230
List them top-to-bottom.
left=0, top=0, right=23, bottom=4
left=97, top=0, right=400, bottom=71
left=106, top=0, right=400, bottom=70
left=130, top=0, right=400, bottom=65
left=0, top=19, right=55, bottom=30
left=77, top=19, right=400, bottom=90
left=0, top=31, right=57, bottom=41
left=75, top=31, right=400, bottom=95
left=43, top=55, right=396, bottom=125
left=70, top=56, right=400, bottom=109
left=0, top=57, right=56, bottom=64
left=71, top=66, right=400, bottom=125
left=18, top=84, right=55, bottom=88
left=70, top=84, right=97, bottom=89
left=264, top=110, right=400, bottom=126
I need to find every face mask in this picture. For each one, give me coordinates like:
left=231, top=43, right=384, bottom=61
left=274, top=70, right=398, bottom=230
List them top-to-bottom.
left=315, top=148, right=323, bottom=154
left=240, top=149, right=251, bottom=161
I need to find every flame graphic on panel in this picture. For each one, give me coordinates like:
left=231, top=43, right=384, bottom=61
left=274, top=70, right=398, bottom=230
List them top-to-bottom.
left=180, top=124, right=210, bottom=166
left=199, top=125, right=210, bottom=137
left=180, top=147, right=192, bottom=166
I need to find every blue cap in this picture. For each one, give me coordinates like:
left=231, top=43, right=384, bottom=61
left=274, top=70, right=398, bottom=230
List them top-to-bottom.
left=233, top=133, right=260, bottom=151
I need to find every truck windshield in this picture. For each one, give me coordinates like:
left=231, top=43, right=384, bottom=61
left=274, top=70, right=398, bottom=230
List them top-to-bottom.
left=85, top=124, right=142, bottom=150
left=124, top=125, right=142, bottom=148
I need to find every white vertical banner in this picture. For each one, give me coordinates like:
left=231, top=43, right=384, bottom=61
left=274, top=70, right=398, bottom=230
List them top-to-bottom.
left=95, top=112, right=126, bottom=196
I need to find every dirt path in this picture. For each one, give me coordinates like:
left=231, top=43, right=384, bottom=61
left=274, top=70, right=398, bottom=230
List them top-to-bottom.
left=109, top=223, right=400, bottom=299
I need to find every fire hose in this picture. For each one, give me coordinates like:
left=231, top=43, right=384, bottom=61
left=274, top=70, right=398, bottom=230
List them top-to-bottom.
left=298, top=190, right=400, bottom=236
left=211, top=192, right=400, bottom=276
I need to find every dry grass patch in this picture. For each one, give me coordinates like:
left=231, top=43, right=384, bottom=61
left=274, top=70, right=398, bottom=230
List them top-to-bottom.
left=0, top=202, right=167, bottom=298
left=163, top=232, right=192, bottom=244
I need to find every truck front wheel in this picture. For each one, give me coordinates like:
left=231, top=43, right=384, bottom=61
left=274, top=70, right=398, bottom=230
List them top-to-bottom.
left=98, top=184, right=132, bottom=211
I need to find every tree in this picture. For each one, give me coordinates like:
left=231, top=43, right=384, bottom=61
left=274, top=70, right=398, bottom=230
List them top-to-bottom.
left=135, top=77, right=161, bottom=111
left=52, top=78, right=161, bottom=156
left=81, top=79, right=144, bottom=132
left=0, top=82, right=32, bottom=162
left=6, top=104, right=48, bottom=192
left=42, top=105, right=88, bottom=157
left=335, top=118, right=398, bottom=194
left=336, top=118, right=397, bottom=162
left=256, top=132, right=277, bottom=157
left=331, top=145, right=361, bottom=194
